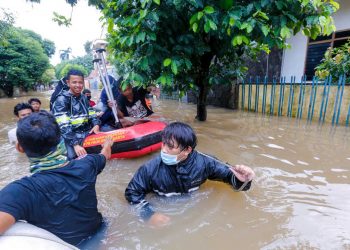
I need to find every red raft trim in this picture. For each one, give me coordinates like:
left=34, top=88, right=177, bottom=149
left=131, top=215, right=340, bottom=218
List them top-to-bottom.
left=83, top=121, right=166, bottom=159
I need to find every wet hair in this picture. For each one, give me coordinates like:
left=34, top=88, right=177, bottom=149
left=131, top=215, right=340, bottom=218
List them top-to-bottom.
left=67, top=69, right=84, bottom=80
left=82, top=89, right=91, bottom=94
left=28, top=98, right=41, bottom=105
left=14, top=102, right=34, bottom=117
left=17, top=111, right=61, bottom=157
left=162, top=122, right=197, bottom=150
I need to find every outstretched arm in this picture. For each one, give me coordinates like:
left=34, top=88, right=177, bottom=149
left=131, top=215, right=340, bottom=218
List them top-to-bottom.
left=100, top=136, right=114, bottom=160
left=202, top=152, right=255, bottom=191
left=0, top=211, right=15, bottom=234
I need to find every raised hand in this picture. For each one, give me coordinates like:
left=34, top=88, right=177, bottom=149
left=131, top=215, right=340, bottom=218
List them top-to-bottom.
left=230, top=165, right=255, bottom=182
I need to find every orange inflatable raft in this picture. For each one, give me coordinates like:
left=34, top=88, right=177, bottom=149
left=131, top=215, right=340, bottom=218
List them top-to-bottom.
left=83, top=121, right=166, bottom=159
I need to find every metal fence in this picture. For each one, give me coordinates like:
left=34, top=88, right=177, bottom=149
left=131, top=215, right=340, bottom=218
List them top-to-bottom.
left=240, top=75, right=349, bottom=126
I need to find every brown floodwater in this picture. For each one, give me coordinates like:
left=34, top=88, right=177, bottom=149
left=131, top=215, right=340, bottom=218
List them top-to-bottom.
left=0, top=91, right=350, bottom=249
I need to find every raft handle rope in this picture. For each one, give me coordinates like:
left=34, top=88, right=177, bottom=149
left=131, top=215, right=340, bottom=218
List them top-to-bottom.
left=197, top=151, right=252, bottom=192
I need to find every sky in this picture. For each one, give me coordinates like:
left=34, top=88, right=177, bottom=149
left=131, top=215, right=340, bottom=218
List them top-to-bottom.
left=0, top=0, right=106, bottom=65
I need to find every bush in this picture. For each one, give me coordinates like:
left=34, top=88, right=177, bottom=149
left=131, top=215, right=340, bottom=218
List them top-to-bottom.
left=315, top=40, right=350, bottom=80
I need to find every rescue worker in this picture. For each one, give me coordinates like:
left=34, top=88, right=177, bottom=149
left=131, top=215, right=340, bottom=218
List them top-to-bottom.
left=52, top=69, right=100, bottom=160
left=125, top=122, right=255, bottom=227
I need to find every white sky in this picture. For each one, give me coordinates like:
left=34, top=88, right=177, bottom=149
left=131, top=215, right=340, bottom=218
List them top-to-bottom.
left=0, top=0, right=105, bottom=65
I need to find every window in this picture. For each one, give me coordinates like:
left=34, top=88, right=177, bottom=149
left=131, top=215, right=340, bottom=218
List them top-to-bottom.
left=305, top=29, right=350, bottom=80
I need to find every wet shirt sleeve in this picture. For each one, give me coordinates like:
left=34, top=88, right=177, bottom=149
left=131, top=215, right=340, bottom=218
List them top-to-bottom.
left=82, top=154, right=107, bottom=175
left=204, top=154, right=251, bottom=191
left=125, top=165, right=155, bottom=220
left=0, top=181, right=33, bottom=221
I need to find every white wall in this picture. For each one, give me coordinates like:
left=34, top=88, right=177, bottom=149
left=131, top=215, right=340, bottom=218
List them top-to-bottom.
left=281, top=0, right=350, bottom=78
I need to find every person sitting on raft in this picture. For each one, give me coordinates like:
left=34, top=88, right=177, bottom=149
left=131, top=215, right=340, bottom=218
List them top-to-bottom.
left=52, top=69, right=100, bottom=160
left=98, top=75, right=130, bottom=131
left=117, top=83, right=154, bottom=119
left=82, top=89, right=96, bottom=108
left=8, top=103, right=33, bottom=145
left=0, top=111, right=113, bottom=247
left=125, top=122, right=255, bottom=227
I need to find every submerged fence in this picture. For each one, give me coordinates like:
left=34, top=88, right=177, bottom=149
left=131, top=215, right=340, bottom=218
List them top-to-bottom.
left=240, top=75, right=349, bottom=126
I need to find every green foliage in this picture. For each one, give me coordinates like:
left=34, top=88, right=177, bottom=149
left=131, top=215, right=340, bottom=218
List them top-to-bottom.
left=98, top=0, right=338, bottom=120
left=102, top=0, right=337, bottom=85
left=0, top=8, right=15, bottom=46
left=52, top=11, right=72, bottom=27
left=0, top=28, right=50, bottom=96
left=20, top=28, right=56, bottom=57
left=42, top=39, right=56, bottom=58
left=84, top=40, right=93, bottom=54
left=315, top=40, right=350, bottom=80
left=55, top=54, right=93, bottom=78
left=59, top=64, right=88, bottom=78
left=40, top=68, right=56, bottom=85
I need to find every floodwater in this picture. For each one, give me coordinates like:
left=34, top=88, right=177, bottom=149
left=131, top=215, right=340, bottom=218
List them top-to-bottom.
left=0, top=92, right=350, bottom=250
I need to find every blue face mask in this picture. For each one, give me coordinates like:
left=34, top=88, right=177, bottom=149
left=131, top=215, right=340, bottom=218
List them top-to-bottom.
left=161, top=150, right=180, bottom=165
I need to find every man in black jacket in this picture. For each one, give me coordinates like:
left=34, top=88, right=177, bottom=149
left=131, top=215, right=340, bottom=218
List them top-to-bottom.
left=52, top=70, right=100, bottom=160
left=125, top=122, right=255, bottom=227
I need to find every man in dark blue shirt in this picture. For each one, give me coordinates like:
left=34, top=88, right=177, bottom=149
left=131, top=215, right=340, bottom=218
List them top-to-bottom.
left=0, top=111, right=113, bottom=246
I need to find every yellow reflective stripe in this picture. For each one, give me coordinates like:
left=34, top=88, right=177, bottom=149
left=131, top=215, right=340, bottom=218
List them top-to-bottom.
left=89, top=110, right=96, bottom=116
left=56, top=115, right=70, bottom=124
left=71, top=117, right=88, bottom=125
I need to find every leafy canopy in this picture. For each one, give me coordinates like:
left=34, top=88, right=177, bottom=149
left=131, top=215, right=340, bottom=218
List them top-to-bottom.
left=101, top=0, right=338, bottom=94
left=0, top=27, right=50, bottom=96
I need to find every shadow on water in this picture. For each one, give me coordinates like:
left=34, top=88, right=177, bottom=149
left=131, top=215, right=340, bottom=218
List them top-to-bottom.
left=1, top=95, right=350, bottom=249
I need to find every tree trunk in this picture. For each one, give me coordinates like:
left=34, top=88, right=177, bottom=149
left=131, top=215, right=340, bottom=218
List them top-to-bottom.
left=195, top=51, right=214, bottom=121
left=197, top=84, right=209, bottom=121
left=2, top=85, right=14, bottom=97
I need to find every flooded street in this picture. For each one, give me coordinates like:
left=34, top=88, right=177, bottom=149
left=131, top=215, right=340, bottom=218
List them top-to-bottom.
left=1, top=92, right=350, bottom=249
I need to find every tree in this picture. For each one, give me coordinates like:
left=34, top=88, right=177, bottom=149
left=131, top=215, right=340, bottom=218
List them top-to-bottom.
left=100, top=0, right=339, bottom=121
left=0, top=8, right=15, bottom=46
left=0, top=28, right=50, bottom=96
left=20, top=29, right=56, bottom=58
left=42, top=39, right=56, bottom=58
left=84, top=40, right=93, bottom=54
left=55, top=54, right=93, bottom=78
left=59, top=63, right=88, bottom=78
left=40, top=68, right=56, bottom=85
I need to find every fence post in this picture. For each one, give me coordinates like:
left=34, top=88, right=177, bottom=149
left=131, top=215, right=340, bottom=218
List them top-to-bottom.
left=332, top=75, right=346, bottom=126
left=248, top=76, right=252, bottom=111
left=255, top=76, right=260, bottom=112
left=262, top=76, right=268, bottom=114
left=278, top=76, right=286, bottom=116
left=287, top=76, right=296, bottom=117
left=307, top=76, right=319, bottom=122
left=319, top=76, right=332, bottom=123
left=270, top=77, right=277, bottom=115
left=241, top=79, right=245, bottom=111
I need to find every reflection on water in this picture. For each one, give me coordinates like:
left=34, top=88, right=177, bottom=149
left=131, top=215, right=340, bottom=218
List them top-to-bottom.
left=1, top=93, right=350, bottom=249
